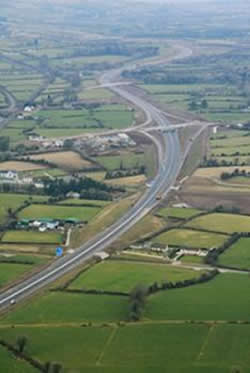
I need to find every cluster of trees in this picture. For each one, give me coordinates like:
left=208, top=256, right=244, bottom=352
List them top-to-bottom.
left=62, top=41, right=159, bottom=59
left=123, top=65, right=235, bottom=86
left=189, top=99, right=208, bottom=111
left=0, top=136, right=9, bottom=151
left=213, top=150, right=250, bottom=157
left=201, top=158, right=248, bottom=167
left=105, top=165, right=145, bottom=180
left=220, top=168, right=250, bottom=180
left=43, top=176, right=124, bottom=200
left=129, top=285, right=148, bottom=321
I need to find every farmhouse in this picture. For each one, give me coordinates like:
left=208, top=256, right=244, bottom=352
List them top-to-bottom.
left=24, top=105, right=35, bottom=113
left=28, top=134, right=46, bottom=142
left=41, top=139, right=64, bottom=148
left=0, top=170, right=18, bottom=180
left=66, top=192, right=80, bottom=199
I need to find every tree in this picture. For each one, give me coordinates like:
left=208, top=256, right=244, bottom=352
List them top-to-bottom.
left=40, top=54, right=49, bottom=71
left=70, top=73, right=81, bottom=88
left=47, top=94, right=53, bottom=106
left=201, top=99, right=208, bottom=109
left=189, top=101, right=197, bottom=111
left=0, top=136, right=10, bottom=151
left=63, top=139, right=74, bottom=149
left=119, top=160, right=124, bottom=170
left=129, top=285, right=148, bottom=321
left=16, top=336, right=28, bottom=353
left=44, top=362, right=52, bottom=373
left=52, top=363, right=63, bottom=373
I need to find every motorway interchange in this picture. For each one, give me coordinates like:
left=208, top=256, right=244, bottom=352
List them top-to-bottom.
left=0, top=47, right=207, bottom=309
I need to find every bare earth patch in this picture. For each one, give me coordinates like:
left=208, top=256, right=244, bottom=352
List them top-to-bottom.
left=29, top=151, right=93, bottom=170
left=0, top=161, right=47, bottom=171
left=194, top=166, right=250, bottom=179
left=106, top=174, right=146, bottom=186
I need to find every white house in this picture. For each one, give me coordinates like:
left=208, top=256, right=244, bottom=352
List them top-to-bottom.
left=24, top=105, right=34, bottom=113
left=28, top=135, right=46, bottom=142
left=0, top=170, right=18, bottom=180
left=66, top=192, right=80, bottom=199
left=47, top=221, right=59, bottom=230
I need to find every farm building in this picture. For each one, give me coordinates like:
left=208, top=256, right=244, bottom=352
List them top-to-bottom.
left=0, top=170, right=18, bottom=180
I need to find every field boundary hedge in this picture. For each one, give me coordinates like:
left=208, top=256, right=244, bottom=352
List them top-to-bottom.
left=206, top=232, right=250, bottom=271
left=206, top=233, right=241, bottom=265
left=0, top=259, right=33, bottom=265
left=147, top=269, right=219, bottom=296
left=51, top=288, right=129, bottom=297
left=0, top=340, right=45, bottom=372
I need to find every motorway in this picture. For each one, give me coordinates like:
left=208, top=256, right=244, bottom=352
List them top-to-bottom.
left=0, top=46, right=199, bottom=309
left=0, top=86, right=18, bottom=129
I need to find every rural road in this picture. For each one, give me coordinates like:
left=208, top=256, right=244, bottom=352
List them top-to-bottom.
left=0, top=44, right=202, bottom=309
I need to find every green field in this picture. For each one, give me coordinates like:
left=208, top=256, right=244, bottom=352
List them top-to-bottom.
left=78, top=87, right=114, bottom=100
left=36, top=109, right=97, bottom=128
left=94, top=110, right=134, bottom=129
left=204, top=112, right=250, bottom=124
left=8, top=119, right=37, bottom=129
left=0, top=128, right=26, bottom=143
left=37, top=128, right=101, bottom=138
left=211, top=130, right=249, bottom=139
left=211, top=136, right=250, bottom=148
left=211, top=145, right=250, bottom=156
left=95, top=153, right=145, bottom=170
left=209, top=155, right=250, bottom=165
left=25, top=168, right=67, bottom=178
left=0, top=193, right=49, bottom=224
left=58, top=198, right=110, bottom=207
left=19, top=204, right=101, bottom=222
left=157, top=207, right=202, bottom=220
left=186, top=213, right=250, bottom=234
left=152, top=229, right=227, bottom=249
left=2, top=231, right=63, bottom=244
left=218, top=237, right=250, bottom=269
left=0, top=253, right=47, bottom=266
left=180, top=255, right=205, bottom=265
left=69, top=261, right=201, bottom=292
left=0, top=262, right=34, bottom=288
left=146, top=273, right=250, bottom=321
left=1, top=293, right=128, bottom=324
left=1, top=324, right=250, bottom=372
left=0, top=346, right=36, bottom=373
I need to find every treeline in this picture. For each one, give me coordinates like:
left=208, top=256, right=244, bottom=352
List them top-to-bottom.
left=61, top=41, right=159, bottom=59
left=122, top=67, right=239, bottom=86
left=0, top=136, right=10, bottom=151
left=201, top=158, right=248, bottom=167
left=105, top=166, right=145, bottom=180
left=220, top=168, right=250, bottom=180
left=43, top=177, right=125, bottom=200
